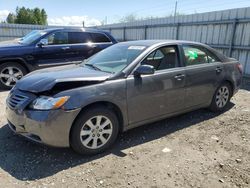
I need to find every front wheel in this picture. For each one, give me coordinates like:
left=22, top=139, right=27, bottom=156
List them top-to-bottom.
left=0, top=62, right=27, bottom=90
left=209, top=82, right=232, bottom=112
left=70, top=106, right=119, bottom=155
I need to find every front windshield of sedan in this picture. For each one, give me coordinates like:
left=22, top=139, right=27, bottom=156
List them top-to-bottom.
left=20, top=30, right=47, bottom=45
left=83, top=44, right=147, bottom=74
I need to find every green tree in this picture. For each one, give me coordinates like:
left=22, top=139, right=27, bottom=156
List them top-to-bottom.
left=8, top=6, right=47, bottom=25
left=33, top=8, right=42, bottom=24
left=41, top=9, right=47, bottom=25
left=6, top=13, right=15, bottom=23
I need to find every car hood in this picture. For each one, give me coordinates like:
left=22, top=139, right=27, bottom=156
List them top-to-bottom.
left=0, top=41, right=23, bottom=49
left=16, top=64, right=112, bottom=93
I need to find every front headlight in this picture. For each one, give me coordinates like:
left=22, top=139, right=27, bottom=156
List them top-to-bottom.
left=30, top=96, right=70, bottom=110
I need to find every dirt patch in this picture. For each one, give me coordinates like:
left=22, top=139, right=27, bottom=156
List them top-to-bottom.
left=0, top=88, right=249, bottom=188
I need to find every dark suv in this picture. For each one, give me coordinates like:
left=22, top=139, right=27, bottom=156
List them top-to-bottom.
left=0, top=28, right=117, bottom=89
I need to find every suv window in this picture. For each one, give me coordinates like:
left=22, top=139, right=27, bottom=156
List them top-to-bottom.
left=47, top=32, right=68, bottom=45
left=68, top=32, right=92, bottom=44
left=90, top=33, right=111, bottom=43
left=183, top=45, right=219, bottom=66
left=142, top=46, right=179, bottom=70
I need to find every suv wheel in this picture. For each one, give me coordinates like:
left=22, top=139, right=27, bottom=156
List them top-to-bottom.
left=0, top=62, right=27, bottom=90
left=209, top=82, right=232, bottom=112
left=70, top=106, right=119, bottom=155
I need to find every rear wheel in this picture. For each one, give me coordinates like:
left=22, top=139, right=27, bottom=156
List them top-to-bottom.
left=0, top=62, right=27, bottom=90
left=209, top=82, right=232, bottom=112
left=70, top=106, right=119, bottom=155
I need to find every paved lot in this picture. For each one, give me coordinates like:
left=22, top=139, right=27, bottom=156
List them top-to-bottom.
left=0, top=86, right=249, bottom=188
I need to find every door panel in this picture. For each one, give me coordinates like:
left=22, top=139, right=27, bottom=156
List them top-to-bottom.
left=33, top=31, right=97, bottom=68
left=33, top=31, right=71, bottom=67
left=65, top=32, right=96, bottom=62
left=62, top=44, right=96, bottom=63
left=33, top=45, right=70, bottom=67
left=182, top=45, right=225, bottom=108
left=185, top=62, right=225, bottom=107
left=126, top=68, right=185, bottom=124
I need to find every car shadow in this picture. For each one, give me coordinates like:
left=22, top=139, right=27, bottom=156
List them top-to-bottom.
left=0, top=89, right=9, bottom=93
left=0, top=102, right=235, bottom=181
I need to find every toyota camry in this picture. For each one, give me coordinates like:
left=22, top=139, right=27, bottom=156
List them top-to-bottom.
left=6, top=40, right=242, bottom=155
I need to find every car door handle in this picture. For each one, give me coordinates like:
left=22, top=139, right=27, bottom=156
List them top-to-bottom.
left=61, top=47, right=70, bottom=50
left=215, top=67, right=222, bottom=73
left=174, top=74, right=185, bottom=81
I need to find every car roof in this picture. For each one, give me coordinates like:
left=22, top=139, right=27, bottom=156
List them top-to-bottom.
left=43, top=27, right=109, bottom=34
left=118, top=40, right=206, bottom=47
left=118, top=40, right=227, bottom=63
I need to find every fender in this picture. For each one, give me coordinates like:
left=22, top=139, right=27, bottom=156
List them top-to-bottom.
left=0, top=57, right=33, bottom=72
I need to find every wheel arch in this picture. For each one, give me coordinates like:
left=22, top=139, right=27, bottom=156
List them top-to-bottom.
left=0, top=58, right=30, bottom=72
left=223, top=79, right=234, bottom=97
left=69, top=101, right=124, bottom=142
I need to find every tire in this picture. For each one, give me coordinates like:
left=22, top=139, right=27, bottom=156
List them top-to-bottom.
left=0, top=62, right=28, bottom=90
left=209, top=82, right=232, bottom=112
left=70, top=106, right=119, bottom=155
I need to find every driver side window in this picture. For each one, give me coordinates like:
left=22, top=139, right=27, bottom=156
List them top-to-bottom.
left=47, top=32, right=69, bottom=45
left=142, top=46, right=179, bottom=71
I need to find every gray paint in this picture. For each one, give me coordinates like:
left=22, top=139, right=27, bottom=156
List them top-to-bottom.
left=5, top=40, right=242, bottom=147
left=16, top=64, right=112, bottom=93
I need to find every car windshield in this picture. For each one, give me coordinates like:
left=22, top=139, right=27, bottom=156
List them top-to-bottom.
left=20, top=30, right=48, bottom=45
left=20, top=30, right=40, bottom=41
left=82, top=43, right=147, bottom=74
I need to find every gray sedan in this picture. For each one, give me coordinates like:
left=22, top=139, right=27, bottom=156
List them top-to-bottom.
left=6, top=40, right=242, bottom=155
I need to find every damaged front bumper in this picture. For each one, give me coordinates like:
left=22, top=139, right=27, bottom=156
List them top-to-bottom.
left=6, top=103, right=81, bottom=147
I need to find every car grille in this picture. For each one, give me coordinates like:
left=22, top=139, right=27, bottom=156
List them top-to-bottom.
left=7, top=93, right=29, bottom=109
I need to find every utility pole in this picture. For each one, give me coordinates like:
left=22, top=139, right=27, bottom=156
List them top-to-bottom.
left=173, top=0, right=178, bottom=39
left=174, top=0, right=178, bottom=23
left=105, top=16, right=108, bottom=25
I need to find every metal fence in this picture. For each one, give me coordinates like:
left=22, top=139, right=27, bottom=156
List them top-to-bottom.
left=96, top=7, right=250, bottom=76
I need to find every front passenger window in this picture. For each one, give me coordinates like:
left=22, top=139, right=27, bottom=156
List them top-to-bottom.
left=47, top=32, right=68, bottom=45
left=142, top=46, right=179, bottom=71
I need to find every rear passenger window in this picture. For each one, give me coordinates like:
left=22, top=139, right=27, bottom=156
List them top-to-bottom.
left=68, top=32, right=92, bottom=44
left=90, top=33, right=111, bottom=43
left=183, top=45, right=219, bottom=66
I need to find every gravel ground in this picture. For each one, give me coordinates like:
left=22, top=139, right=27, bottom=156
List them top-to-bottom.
left=0, top=84, right=249, bottom=188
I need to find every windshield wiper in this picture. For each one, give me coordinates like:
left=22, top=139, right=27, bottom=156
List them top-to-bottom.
left=84, top=63, right=102, bottom=71
left=84, top=63, right=114, bottom=74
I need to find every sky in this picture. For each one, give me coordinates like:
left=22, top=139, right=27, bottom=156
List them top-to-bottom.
left=0, top=0, right=250, bottom=26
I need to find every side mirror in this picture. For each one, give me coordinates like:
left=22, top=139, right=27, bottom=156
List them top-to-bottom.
left=37, top=38, right=48, bottom=47
left=134, top=65, right=155, bottom=76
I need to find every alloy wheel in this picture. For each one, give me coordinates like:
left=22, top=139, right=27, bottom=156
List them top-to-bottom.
left=0, top=67, right=23, bottom=87
left=215, top=86, right=229, bottom=108
left=80, top=115, right=113, bottom=149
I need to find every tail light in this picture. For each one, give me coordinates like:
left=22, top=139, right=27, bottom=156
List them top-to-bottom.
left=236, top=63, right=243, bottom=74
